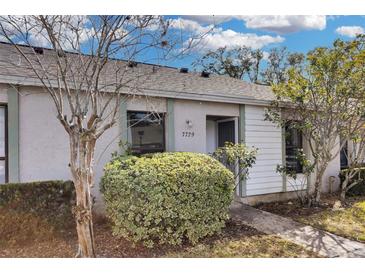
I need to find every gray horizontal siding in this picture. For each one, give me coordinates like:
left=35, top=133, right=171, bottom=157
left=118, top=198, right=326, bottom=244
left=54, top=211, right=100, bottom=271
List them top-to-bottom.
left=245, top=105, right=283, bottom=196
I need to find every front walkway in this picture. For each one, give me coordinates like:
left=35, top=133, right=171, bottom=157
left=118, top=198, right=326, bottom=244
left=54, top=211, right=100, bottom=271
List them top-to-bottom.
left=230, top=202, right=365, bottom=258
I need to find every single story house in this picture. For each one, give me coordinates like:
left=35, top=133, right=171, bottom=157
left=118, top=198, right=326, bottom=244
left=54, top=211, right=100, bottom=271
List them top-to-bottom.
left=0, top=42, right=342, bottom=211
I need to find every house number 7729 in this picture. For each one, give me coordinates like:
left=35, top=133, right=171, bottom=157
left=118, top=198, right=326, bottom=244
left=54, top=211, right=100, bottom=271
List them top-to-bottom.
left=182, top=131, right=194, bottom=137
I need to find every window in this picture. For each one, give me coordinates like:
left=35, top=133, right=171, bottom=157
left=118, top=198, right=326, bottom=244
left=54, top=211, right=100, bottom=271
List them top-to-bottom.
left=0, top=105, right=7, bottom=183
left=127, top=111, right=165, bottom=155
left=285, top=123, right=303, bottom=173
left=340, top=141, right=348, bottom=169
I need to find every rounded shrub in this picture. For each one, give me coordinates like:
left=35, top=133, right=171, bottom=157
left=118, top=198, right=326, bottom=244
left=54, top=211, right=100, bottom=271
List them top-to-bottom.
left=100, top=152, right=235, bottom=247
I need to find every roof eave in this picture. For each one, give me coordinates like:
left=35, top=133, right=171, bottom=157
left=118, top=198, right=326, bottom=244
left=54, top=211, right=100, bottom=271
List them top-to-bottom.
left=0, top=74, right=273, bottom=107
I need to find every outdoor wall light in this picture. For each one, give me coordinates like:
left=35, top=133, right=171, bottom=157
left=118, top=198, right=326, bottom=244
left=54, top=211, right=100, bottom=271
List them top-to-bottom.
left=186, top=119, right=193, bottom=128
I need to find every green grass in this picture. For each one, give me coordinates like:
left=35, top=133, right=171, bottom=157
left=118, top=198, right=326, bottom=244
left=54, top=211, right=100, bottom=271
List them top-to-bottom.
left=298, top=200, right=365, bottom=242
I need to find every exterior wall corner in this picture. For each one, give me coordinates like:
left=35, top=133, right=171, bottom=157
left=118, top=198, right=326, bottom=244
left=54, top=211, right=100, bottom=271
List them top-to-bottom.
left=7, top=85, right=19, bottom=182
left=119, top=97, right=128, bottom=153
left=166, top=98, right=175, bottom=152
left=238, top=104, right=246, bottom=197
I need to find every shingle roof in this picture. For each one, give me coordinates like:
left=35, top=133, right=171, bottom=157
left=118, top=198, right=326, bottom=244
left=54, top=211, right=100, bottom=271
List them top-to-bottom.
left=0, top=42, right=274, bottom=105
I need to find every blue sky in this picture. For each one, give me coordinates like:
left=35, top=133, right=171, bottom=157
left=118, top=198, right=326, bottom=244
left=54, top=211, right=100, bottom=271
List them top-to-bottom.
left=3, top=15, right=363, bottom=70
left=155, top=15, right=365, bottom=69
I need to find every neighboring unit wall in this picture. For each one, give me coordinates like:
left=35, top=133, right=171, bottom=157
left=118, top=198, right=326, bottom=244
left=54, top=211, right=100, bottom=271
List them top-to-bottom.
left=17, top=87, right=169, bottom=209
left=18, top=87, right=120, bottom=209
left=20, top=87, right=72, bottom=183
left=244, top=105, right=284, bottom=196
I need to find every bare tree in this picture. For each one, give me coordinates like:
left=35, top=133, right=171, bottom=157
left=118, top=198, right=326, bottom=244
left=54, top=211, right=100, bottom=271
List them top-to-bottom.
left=0, top=15, right=206, bottom=257
left=192, top=46, right=263, bottom=82
left=193, top=46, right=304, bottom=85
left=261, top=47, right=304, bottom=85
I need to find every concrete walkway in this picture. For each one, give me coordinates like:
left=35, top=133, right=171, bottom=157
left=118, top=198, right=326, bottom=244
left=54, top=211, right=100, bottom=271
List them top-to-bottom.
left=230, top=202, right=365, bottom=258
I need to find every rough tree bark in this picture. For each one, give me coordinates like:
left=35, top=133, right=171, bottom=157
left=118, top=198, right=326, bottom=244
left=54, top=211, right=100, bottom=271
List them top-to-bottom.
left=70, top=133, right=97, bottom=257
left=313, top=163, right=328, bottom=205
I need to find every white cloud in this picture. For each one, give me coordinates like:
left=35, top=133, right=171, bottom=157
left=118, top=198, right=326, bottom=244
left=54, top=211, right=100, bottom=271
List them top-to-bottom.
left=181, top=15, right=233, bottom=25
left=182, top=15, right=327, bottom=35
left=240, top=16, right=326, bottom=34
left=169, top=17, right=214, bottom=34
left=169, top=18, right=284, bottom=53
left=335, top=26, right=364, bottom=38
left=194, top=29, right=284, bottom=51
left=262, top=51, right=270, bottom=61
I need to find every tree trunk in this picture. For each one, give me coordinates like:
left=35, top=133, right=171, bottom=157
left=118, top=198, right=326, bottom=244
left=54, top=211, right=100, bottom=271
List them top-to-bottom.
left=70, top=135, right=96, bottom=258
left=312, top=163, right=327, bottom=205
left=340, top=176, right=349, bottom=202
left=74, top=179, right=95, bottom=257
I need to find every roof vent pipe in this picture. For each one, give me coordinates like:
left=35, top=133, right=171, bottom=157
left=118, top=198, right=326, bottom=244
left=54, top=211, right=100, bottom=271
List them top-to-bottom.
left=33, top=47, right=44, bottom=55
left=127, top=61, right=137, bottom=68
left=179, top=67, right=189, bottom=73
left=201, top=71, right=210, bottom=78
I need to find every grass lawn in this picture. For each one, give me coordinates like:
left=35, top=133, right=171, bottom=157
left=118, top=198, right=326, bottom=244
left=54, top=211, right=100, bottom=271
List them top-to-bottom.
left=257, top=195, right=365, bottom=243
left=0, top=208, right=317, bottom=258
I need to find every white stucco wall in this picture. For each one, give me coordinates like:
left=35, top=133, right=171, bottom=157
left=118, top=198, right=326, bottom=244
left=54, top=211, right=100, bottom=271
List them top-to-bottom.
left=0, top=84, right=8, bottom=102
left=17, top=87, right=166, bottom=210
left=17, top=87, right=120, bottom=209
left=127, top=95, right=166, bottom=113
left=173, top=99, right=239, bottom=153
left=206, top=119, right=217, bottom=154
left=293, top=131, right=341, bottom=194
left=322, top=142, right=341, bottom=192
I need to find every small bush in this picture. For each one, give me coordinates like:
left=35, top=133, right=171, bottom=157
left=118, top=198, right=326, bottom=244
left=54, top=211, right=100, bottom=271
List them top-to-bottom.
left=101, top=152, right=235, bottom=247
left=339, top=168, right=365, bottom=196
left=0, top=180, right=76, bottom=229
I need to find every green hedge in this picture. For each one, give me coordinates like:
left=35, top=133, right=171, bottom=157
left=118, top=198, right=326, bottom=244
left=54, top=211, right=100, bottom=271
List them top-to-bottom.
left=101, top=152, right=235, bottom=247
left=339, top=168, right=365, bottom=196
left=0, top=180, right=76, bottom=228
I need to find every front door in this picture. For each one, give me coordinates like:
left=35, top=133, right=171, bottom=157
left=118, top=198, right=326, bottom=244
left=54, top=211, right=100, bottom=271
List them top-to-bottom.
left=217, top=118, right=239, bottom=195
left=217, top=119, right=236, bottom=147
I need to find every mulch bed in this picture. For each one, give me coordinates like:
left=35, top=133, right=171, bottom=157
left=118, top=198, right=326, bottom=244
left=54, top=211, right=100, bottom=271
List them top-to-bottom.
left=255, top=194, right=361, bottom=219
left=0, top=218, right=262, bottom=258
left=95, top=219, right=266, bottom=258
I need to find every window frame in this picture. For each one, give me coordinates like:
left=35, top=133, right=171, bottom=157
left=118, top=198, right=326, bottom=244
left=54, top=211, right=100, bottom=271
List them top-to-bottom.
left=0, top=103, right=8, bottom=183
left=127, top=111, right=166, bottom=155
left=284, top=122, right=304, bottom=174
